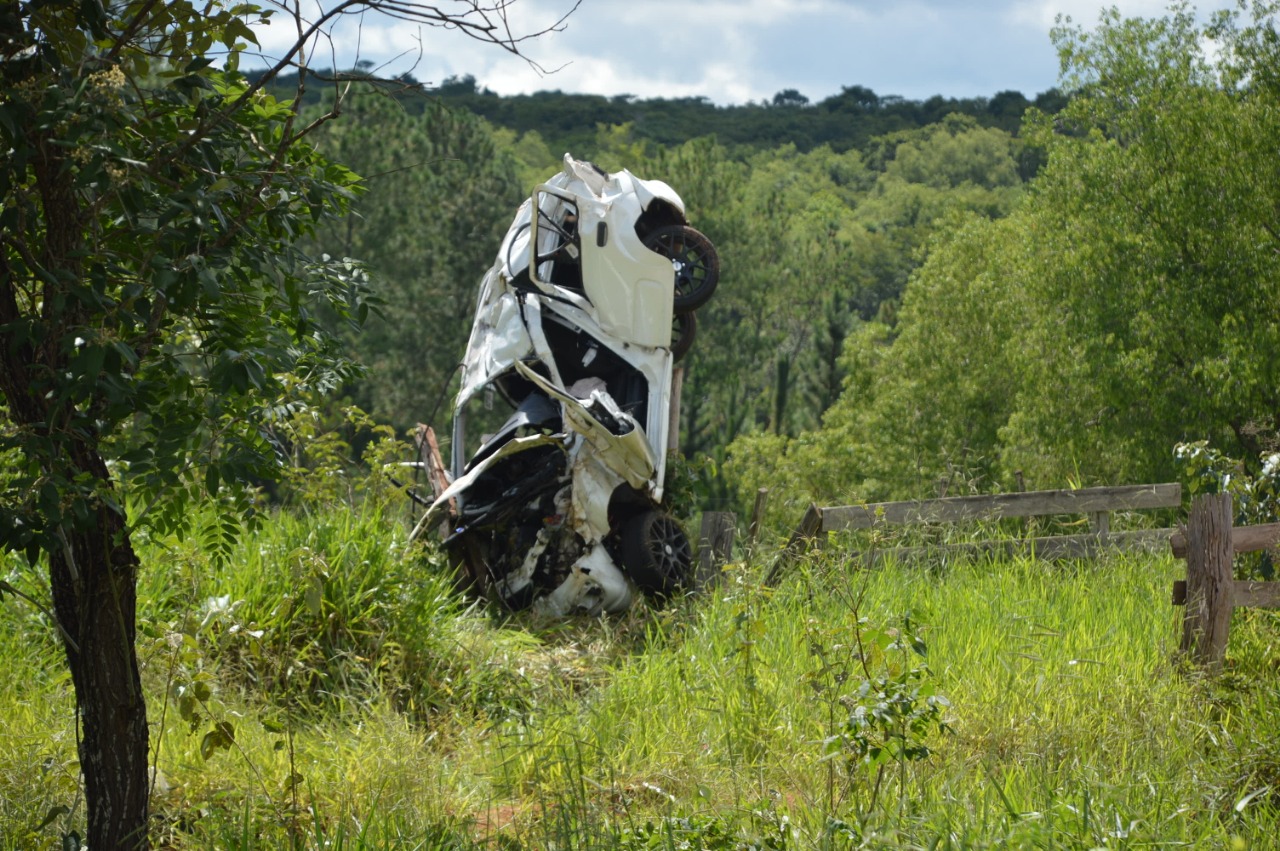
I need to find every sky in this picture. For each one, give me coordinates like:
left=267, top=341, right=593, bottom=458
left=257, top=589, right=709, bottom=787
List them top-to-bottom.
left=248, top=1, right=1214, bottom=106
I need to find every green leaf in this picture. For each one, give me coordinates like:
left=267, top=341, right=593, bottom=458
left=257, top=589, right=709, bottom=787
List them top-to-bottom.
left=70, top=344, right=106, bottom=382
left=304, top=576, right=323, bottom=617
left=200, top=721, right=235, bottom=760
left=1235, top=786, right=1271, bottom=813
left=36, top=805, right=70, bottom=831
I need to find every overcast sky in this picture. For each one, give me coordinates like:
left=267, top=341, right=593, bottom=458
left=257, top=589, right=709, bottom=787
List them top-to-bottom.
left=250, top=1, right=1218, bottom=105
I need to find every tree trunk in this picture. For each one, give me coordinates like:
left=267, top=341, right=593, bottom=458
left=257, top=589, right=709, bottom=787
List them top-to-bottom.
left=0, top=127, right=153, bottom=851
left=49, top=449, right=150, bottom=850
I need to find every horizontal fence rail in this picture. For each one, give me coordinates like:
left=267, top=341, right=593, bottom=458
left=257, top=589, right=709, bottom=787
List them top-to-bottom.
left=767, top=483, right=1182, bottom=585
left=821, top=483, right=1182, bottom=532
left=1170, top=521, right=1280, bottom=558
left=852, top=529, right=1174, bottom=568
left=1172, top=580, right=1280, bottom=609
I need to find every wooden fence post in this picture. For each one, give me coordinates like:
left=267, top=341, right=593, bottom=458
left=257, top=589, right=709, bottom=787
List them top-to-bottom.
left=1180, top=492, right=1234, bottom=672
left=765, top=503, right=823, bottom=586
left=696, top=511, right=736, bottom=589
left=1089, top=511, right=1110, bottom=536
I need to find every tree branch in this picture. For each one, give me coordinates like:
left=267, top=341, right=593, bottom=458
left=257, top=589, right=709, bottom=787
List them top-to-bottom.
left=162, top=0, right=577, bottom=172
left=0, top=579, right=81, bottom=654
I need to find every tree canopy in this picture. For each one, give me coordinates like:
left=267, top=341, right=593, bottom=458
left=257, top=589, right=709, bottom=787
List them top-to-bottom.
left=726, top=0, right=1280, bottom=518
left=0, top=1, right=571, bottom=847
left=257, top=66, right=1065, bottom=156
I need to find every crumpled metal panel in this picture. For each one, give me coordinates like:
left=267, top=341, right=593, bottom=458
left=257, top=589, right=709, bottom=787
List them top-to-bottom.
left=416, top=154, right=708, bottom=616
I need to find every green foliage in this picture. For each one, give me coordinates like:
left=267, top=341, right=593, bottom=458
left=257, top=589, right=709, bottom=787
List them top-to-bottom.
left=1000, top=0, right=1280, bottom=484
left=0, top=1, right=371, bottom=557
left=727, top=1, right=1280, bottom=512
left=0, top=3, right=403, bottom=846
left=416, top=74, right=1062, bottom=155
left=301, top=91, right=525, bottom=431
left=265, top=399, right=402, bottom=509
left=1176, top=440, right=1280, bottom=578
left=1176, top=441, right=1280, bottom=520
left=661, top=451, right=715, bottom=525
left=140, top=506, right=533, bottom=721
left=802, top=585, right=950, bottom=826
left=817, top=614, right=949, bottom=802
left=615, top=806, right=797, bottom=850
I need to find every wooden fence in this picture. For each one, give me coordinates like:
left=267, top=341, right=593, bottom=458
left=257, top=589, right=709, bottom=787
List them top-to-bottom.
left=763, top=482, right=1280, bottom=670
left=766, top=483, right=1182, bottom=584
left=1170, top=493, right=1280, bottom=671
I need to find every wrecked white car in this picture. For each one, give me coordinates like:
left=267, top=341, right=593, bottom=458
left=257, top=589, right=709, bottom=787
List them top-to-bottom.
left=415, top=155, right=720, bottom=616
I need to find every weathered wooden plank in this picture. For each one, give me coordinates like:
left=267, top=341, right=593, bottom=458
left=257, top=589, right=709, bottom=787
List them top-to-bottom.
left=412, top=424, right=455, bottom=541
left=821, top=483, right=1181, bottom=531
left=1180, top=493, right=1233, bottom=672
left=765, top=502, right=823, bottom=586
left=696, top=512, right=736, bottom=589
left=1170, top=521, right=1280, bottom=558
left=1235, top=523, right=1280, bottom=554
left=849, top=529, right=1174, bottom=567
left=1024, top=530, right=1174, bottom=559
left=1173, top=579, right=1280, bottom=608
left=1233, top=581, right=1280, bottom=609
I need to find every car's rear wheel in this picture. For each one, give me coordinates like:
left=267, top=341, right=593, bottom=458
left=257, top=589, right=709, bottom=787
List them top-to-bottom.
left=643, top=225, right=720, bottom=312
left=671, top=310, right=696, bottom=362
left=620, top=510, right=693, bottom=595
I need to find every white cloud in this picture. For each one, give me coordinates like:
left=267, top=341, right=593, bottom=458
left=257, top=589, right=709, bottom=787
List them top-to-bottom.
left=242, top=0, right=1241, bottom=106
left=1009, top=0, right=1204, bottom=30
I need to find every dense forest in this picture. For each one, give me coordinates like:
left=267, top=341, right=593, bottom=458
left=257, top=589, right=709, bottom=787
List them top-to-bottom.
left=292, top=1, right=1278, bottom=525
left=253, top=66, right=1068, bottom=157
left=293, top=73, right=1045, bottom=501
left=425, top=75, right=1067, bottom=154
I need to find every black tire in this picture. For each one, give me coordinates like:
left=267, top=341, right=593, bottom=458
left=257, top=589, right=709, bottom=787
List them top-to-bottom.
left=642, top=225, right=720, bottom=312
left=671, top=310, right=696, bottom=362
left=619, top=510, right=693, bottom=596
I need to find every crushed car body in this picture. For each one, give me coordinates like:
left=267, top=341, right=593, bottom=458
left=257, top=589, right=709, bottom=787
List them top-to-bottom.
left=414, top=155, right=720, bottom=616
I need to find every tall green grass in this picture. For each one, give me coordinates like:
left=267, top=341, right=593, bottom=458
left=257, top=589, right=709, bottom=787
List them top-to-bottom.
left=2, top=503, right=1278, bottom=848
left=480, top=548, right=1279, bottom=848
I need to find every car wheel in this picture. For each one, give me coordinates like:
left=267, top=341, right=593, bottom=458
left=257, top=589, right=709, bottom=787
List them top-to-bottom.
left=642, top=225, right=720, bottom=312
left=671, top=310, right=696, bottom=362
left=620, top=510, right=693, bottom=595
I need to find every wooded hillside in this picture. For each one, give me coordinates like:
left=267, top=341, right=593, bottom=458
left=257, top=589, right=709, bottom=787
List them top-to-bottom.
left=279, top=2, right=1277, bottom=521
left=252, top=67, right=1067, bottom=155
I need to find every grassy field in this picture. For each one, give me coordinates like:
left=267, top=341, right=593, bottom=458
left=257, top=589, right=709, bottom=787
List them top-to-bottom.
left=2, top=499, right=1278, bottom=849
